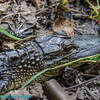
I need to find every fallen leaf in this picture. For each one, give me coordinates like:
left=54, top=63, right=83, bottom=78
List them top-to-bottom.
left=0, top=0, right=6, bottom=3
left=32, top=0, right=43, bottom=9
left=69, top=0, right=75, bottom=3
left=20, top=1, right=37, bottom=23
left=0, top=2, right=9, bottom=12
left=53, top=5, right=70, bottom=15
left=53, top=16, right=74, bottom=37
left=3, top=42, right=15, bottom=49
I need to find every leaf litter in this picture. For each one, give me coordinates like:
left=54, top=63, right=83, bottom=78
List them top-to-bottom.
left=0, top=0, right=100, bottom=100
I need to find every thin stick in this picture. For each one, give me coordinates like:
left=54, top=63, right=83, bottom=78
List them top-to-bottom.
left=85, top=0, right=98, bottom=14
left=97, top=0, right=99, bottom=6
left=65, top=75, right=100, bottom=90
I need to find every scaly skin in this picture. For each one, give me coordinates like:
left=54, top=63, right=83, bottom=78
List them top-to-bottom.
left=0, top=34, right=100, bottom=94
left=0, top=34, right=74, bottom=94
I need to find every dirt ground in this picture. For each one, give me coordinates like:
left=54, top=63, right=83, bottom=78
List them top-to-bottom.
left=0, top=0, right=100, bottom=100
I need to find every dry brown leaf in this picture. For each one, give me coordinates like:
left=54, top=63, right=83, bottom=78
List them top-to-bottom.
left=0, top=0, right=6, bottom=3
left=32, top=0, right=43, bottom=9
left=69, top=0, right=75, bottom=3
left=20, top=1, right=36, bottom=23
left=0, top=2, right=9, bottom=12
left=53, top=6, right=70, bottom=15
left=53, top=16, right=74, bottom=37
left=3, top=42, right=15, bottom=49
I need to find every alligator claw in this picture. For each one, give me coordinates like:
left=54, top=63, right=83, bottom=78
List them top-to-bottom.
left=8, top=22, right=34, bottom=38
left=15, top=25, right=33, bottom=34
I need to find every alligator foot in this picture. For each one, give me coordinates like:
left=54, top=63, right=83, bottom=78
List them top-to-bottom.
left=8, top=22, right=34, bottom=38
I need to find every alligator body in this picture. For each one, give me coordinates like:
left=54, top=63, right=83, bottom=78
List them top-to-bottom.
left=0, top=34, right=100, bottom=94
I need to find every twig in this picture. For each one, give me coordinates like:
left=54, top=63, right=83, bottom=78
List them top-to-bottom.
left=13, top=0, right=17, bottom=5
left=85, top=0, right=98, bottom=15
left=97, top=0, right=99, bottom=6
left=0, top=3, right=56, bottom=22
left=35, top=3, right=56, bottom=15
left=0, top=13, right=15, bottom=23
left=80, top=74, right=97, bottom=77
left=65, top=75, right=100, bottom=90
left=78, top=79, right=98, bottom=100
left=85, top=86, right=99, bottom=100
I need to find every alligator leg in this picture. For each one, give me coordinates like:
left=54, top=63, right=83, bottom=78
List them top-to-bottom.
left=0, top=22, right=34, bottom=41
left=8, top=22, right=34, bottom=38
left=0, top=34, right=74, bottom=94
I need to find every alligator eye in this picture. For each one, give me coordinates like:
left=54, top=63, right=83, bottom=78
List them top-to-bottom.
left=62, top=44, right=76, bottom=53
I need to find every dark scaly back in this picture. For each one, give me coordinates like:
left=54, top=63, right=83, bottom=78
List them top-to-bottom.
left=0, top=35, right=69, bottom=94
left=0, top=39, right=45, bottom=94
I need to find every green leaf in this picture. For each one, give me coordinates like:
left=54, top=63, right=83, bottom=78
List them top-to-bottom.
left=57, top=0, right=68, bottom=7
left=62, top=0, right=68, bottom=6
left=95, top=6, right=100, bottom=10
left=0, top=27, right=23, bottom=41
left=89, top=55, right=100, bottom=61
left=0, top=96, right=3, bottom=100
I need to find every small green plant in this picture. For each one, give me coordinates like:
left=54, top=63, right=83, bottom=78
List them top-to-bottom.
left=57, top=0, right=68, bottom=7
left=85, top=0, right=100, bottom=25
left=97, top=8, right=100, bottom=26
left=0, top=27, right=23, bottom=41
left=0, top=96, right=3, bottom=100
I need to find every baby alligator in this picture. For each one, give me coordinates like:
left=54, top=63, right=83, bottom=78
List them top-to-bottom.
left=0, top=34, right=100, bottom=94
